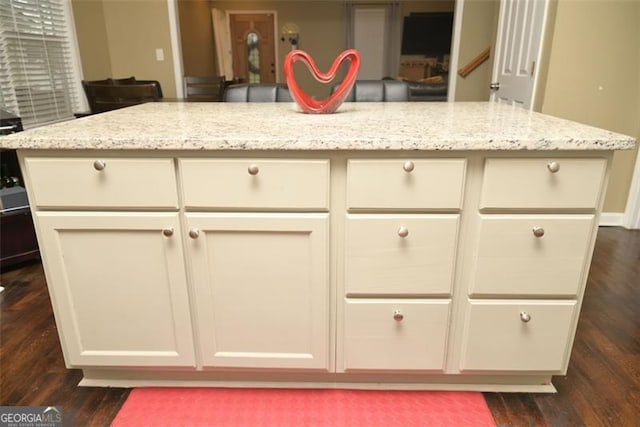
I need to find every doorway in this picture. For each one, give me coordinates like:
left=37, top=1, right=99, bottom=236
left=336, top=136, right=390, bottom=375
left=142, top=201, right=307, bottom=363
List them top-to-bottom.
left=489, top=0, right=549, bottom=108
left=228, top=12, right=277, bottom=84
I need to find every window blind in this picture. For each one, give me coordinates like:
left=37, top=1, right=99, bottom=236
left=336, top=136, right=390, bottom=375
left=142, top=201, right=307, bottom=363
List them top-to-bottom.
left=0, top=0, right=78, bottom=128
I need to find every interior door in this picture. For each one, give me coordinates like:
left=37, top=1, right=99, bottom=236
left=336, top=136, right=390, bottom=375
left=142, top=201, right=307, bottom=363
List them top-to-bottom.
left=490, top=0, right=548, bottom=108
left=353, top=7, right=386, bottom=79
left=229, top=13, right=276, bottom=83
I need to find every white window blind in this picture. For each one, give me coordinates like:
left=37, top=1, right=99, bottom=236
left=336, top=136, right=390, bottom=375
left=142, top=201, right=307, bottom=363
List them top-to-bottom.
left=0, top=0, right=79, bottom=128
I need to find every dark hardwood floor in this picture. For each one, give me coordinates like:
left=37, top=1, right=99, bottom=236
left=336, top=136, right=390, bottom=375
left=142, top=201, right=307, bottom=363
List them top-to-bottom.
left=1, top=227, right=638, bottom=426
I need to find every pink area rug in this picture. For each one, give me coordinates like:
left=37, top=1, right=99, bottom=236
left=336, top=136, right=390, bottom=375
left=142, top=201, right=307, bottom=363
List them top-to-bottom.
left=111, top=387, right=495, bottom=427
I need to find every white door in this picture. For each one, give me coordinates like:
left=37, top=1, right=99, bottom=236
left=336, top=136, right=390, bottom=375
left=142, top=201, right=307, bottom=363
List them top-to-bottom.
left=490, top=0, right=549, bottom=108
left=353, top=7, right=386, bottom=79
left=36, top=212, right=195, bottom=367
left=186, top=213, right=330, bottom=370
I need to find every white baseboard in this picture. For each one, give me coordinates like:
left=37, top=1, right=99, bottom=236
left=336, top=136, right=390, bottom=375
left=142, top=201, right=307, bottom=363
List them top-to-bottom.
left=599, top=212, right=624, bottom=227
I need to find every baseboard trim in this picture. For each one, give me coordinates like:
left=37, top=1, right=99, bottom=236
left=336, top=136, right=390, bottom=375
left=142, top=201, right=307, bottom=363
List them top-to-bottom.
left=599, top=212, right=624, bottom=227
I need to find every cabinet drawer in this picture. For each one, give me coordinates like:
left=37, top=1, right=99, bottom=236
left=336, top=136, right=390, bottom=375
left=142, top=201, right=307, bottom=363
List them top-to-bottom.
left=24, top=157, right=178, bottom=209
left=480, top=158, right=607, bottom=209
left=180, top=159, right=329, bottom=210
left=347, top=159, right=466, bottom=210
left=345, top=214, right=459, bottom=296
left=470, top=214, right=595, bottom=297
left=343, top=299, right=450, bottom=371
left=461, top=300, right=577, bottom=372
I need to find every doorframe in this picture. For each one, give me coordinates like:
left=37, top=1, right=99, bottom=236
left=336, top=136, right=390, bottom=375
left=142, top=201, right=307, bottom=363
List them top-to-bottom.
left=167, top=0, right=184, bottom=99
left=447, top=0, right=465, bottom=102
left=226, top=10, right=280, bottom=83
left=623, top=148, right=640, bottom=229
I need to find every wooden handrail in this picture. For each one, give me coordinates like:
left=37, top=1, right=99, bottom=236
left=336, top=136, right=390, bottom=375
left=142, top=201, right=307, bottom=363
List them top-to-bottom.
left=458, top=47, right=491, bottom=78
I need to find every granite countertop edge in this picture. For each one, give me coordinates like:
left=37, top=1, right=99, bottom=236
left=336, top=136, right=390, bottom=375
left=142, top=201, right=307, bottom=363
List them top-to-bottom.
left=1, top=102, right=636, bottom=152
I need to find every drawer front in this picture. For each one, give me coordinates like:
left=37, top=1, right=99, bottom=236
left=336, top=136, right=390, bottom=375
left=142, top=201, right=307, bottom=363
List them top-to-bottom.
left=24, top=157, right=178, bottom=209
left=480, top=158, right=607, bottom=210
left=180, top=159, right=329, bottom=210
left=347, top=159, right=466, bottom=210
left=345, top=214, right=459, bottom=296
left=471, top=214, right=595, bottom=297
left=343, top=299, right=450, bottom=371
left=461, top=300, right=577, bottom=372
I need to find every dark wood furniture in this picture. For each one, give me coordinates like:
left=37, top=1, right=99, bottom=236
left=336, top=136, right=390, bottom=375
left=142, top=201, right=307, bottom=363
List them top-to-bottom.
left=184, top=76, right=226, bottom=101
left=83, top=77, right=164, bottom=97
left=81, top=78, right=163, bottom=114
left=0, top=110, right=39, bottom=270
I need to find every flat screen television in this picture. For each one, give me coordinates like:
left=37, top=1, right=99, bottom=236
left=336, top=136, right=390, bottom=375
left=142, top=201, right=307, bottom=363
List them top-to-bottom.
left=401, top=12, right=454, bottom=56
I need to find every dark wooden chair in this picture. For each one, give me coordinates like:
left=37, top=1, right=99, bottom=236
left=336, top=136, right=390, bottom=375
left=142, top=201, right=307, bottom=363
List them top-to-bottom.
left=184, top=76, right=226, bottom=102
left=83, top=77, right=163, bottom=98
left=82, top=82, right=162, bottom=114
left=223, top=83, right=292, bottom=102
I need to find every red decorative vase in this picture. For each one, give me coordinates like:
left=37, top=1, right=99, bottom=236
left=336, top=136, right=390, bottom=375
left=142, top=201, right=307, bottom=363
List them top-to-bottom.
left=284, top=49, right=361, bottom=114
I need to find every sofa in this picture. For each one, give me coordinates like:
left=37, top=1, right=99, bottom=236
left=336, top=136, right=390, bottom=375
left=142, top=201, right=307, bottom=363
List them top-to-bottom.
left=406, top=81, right=448, bottom=102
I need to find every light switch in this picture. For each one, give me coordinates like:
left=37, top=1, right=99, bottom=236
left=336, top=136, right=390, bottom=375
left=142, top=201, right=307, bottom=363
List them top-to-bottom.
left=155, top=48, right=164, bottom=61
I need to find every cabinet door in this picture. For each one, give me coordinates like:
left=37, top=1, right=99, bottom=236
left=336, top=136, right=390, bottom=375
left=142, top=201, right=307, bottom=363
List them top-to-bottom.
left=36, top=212, right=195, bottom=367
left=186, top=213, right=330, bottom=370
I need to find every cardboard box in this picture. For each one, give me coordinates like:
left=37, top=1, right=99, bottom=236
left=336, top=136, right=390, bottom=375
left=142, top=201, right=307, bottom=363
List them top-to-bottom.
left=399, top=58, right=439, bottom=81
left=399, top=60, right=427, bottom=80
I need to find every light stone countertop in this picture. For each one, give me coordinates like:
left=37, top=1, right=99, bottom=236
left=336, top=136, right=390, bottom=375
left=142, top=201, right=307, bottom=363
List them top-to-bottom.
left=1, top=102, right=635, bottom=151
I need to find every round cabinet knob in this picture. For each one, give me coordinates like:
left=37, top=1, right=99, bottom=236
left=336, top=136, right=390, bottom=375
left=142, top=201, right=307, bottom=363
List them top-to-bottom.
left=93, top=160, right=106, bottom=171
left=402, top=160, right=415, bottom=173
left=547, top=161, right=560, bottom=173
left=248, top=164, right=260, bottom=175
left=397, top=226, right=409, bottom=238
left=162, top=227, right=174, bottom=237
left=532, top=227, right=545, bottom=238
left=188, top=229, right=200, bottom=239
left=393, top=310, right=404, bottom=321
left=520, top=311, right=532, bottom=323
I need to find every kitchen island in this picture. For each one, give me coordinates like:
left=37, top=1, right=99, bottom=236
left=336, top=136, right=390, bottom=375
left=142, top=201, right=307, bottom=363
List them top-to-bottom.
left=1, top=102, right=635, bottom=391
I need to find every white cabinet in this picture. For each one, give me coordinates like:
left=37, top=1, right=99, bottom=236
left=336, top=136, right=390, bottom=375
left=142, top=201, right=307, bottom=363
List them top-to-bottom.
left=21, top=151, right=610, bottom=389
left=25, top=157, right=178, bottom=209
left=460, top=157, right=605, bottom=374
left=179, top=158, right=329, bottom=211
left=180, top=158, right=332, bottom=370
left=341, top=158, right=464, bottom=372
left=480, top=158, right=607, bottom=210
left=347, top=159, right=466, bottom=210
left=35, top=212, right=195, bottom=367
left=185, top=213, right=330, bottom=370
left=345, top=214, right=459, bottom=296
left=470, top=214, right=596, bottom=297
left=344, top=299, right=450, bottom=371
left=460, top=300, right=577, bottom=372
